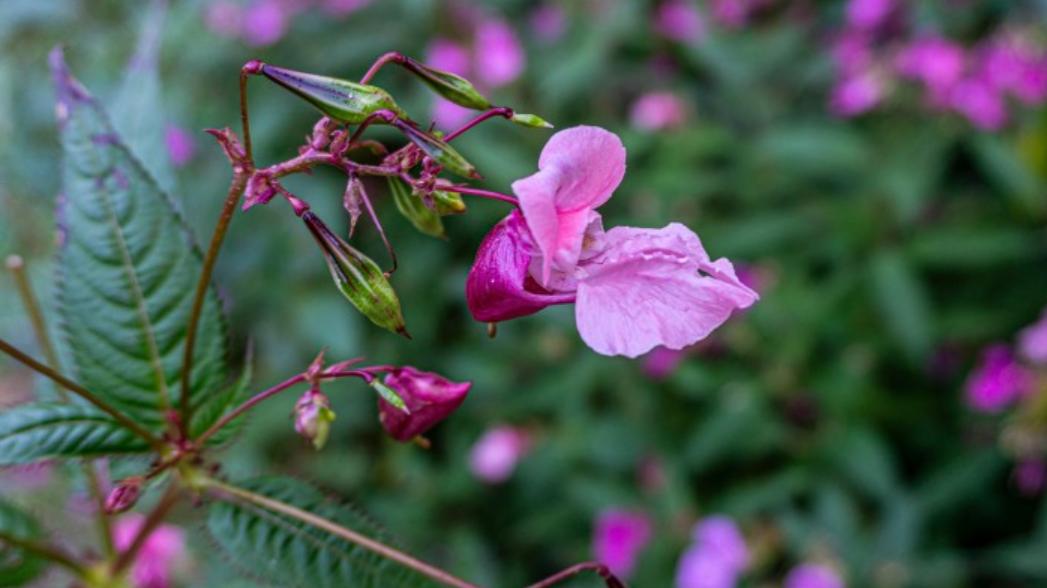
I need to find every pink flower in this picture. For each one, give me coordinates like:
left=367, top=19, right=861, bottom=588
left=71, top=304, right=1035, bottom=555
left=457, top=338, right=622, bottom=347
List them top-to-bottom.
left=242, top=0, right=287, bottom=47
left=654, top=0, right=705, bottom=44
left=709, top=0, right=752, bottom=29
left=845, top=0, right=895, bottom=31
left=204, top=1, right=243, bottom=38
left=530, top=4, right=568, bottom=43
left=474, top=19, right=525, bottom=87
left=832, top=31, right=874, bottom=75
left=895, top=37, right=967, bottom=98
left=427, top=39, right=472, bottom=76
left=977, top=39, right=1047, bottom=105
left=829, top=71, right=884, bottom=116
left=949, top=77, right=1008, bottom=130
left=630, top=91, right=689, bottom=131
left=432, top=98, right=476, bottom=129
left=164, top=124, right=196, bottom=167
left=468, top=126, right=757, bottom=357
left=1019, top=310, right=1047, bottom=365
left=966, top=344, right=1032, bottom=412
left=643, top=346, right=688, bottom=379
left=377, top=367, right=471, bottom=442
left=294, top=387, right=335, bottom=449
left=468, top=425, right=530, bottom=483
left=593, top=509, right=653, bottom=579
left=112, top=514, right=187, bottom=588
left=692, top=516, right=749, bottom=572
left=675, top=546, right=739, bottom=588
left=784, top=563, right=845, bottom=588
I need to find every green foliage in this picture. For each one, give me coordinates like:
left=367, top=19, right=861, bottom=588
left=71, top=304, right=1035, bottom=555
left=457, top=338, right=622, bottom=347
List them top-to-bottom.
left=52, top=51, right=229, bottom=432
left=388, top=178, right=445, bottom=239
left=0, top=403, right=148, bottom=464
left=206, top=477, right=434, bottom=588
left=0, top=499, right=46, bottom=587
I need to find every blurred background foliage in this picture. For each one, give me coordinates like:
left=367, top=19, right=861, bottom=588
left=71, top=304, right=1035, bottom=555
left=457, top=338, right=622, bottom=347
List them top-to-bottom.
left=2, top=0, right=1047, bottom=586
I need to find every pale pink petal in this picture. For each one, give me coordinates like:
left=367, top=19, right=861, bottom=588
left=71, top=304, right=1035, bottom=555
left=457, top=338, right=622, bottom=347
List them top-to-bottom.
left=512, top=126, right=626, bottom=283
left=575, top=224, right=757, bottom=358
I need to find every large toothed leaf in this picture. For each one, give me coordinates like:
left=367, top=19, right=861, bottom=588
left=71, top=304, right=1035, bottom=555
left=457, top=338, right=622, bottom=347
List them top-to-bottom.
left=50, top=48, right=229, bottom=431
left=189, top=350, right=253, bottom=447
left=0, top=403, right=149, bottom=465
left=207, top=477, right=436, bottom=588
left=0, top=499, right=47, bottom=586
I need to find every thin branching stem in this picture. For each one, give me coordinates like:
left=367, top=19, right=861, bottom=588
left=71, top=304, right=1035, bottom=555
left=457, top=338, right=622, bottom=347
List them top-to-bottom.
left=359, top=51, right=405, bottom=85
left=443, top=107, right=514, bottom=142
left=440, top=185, right=519, bottom=206
left=5, top=255, right=118, bottom=559
left=0, top=337, right=163, bottom=449
left=207, top=478, right=481, bottom=588
left=111, top=482, right=181, bottom=577
left=0, top=531, right=87, bottom=576
left=524, top=562, right=626, bottom=588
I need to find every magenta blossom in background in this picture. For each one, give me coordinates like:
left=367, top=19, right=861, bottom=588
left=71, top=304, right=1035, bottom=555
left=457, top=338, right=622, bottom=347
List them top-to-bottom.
left=242, top=0, right=287, bottom=47
left=654, top=0, right=705, bottom=44
left=709, top=0, right=755, bottom=29
left=845, top=0, right=894, bottom=31
left=204, top=1, right=243, bottom=38
left=531, top=4, right=568, bottom=43
left=474, top=18, right=525, bottom=87
left=832, top=30, right=874, bottom=75
left=895, top=37, right=967, bottom=99
left=427, top=38, right=471, bottom=76
left=978, top=38, right=1047, bottom=104
left=830, top=71, right=884, bottom=116
left=949, top=77, right=1008, bottom=130
left=630, top=91, right=689, bottom=131
left=165, top=124, right=196, bottom=167
left=466, top=126, right=757, bottom=357
left=1019, top=310, right=1047, bottom=365
left=966, top=344, right=1032, bottom=412
left=643, top=346, right=688, bottom=379
left=377, top=367, right=471, bottom=442
left=468, top=425, right=530, bottom=483
left=1014, top=459, right=1047, bottom=496
left=593, top=509, right=654, bottom=579
left=113, top=514, right=187, bottom=588
left=675, top=516, right=749, bottom=588
left=676, top=546, right=738, bottom=588
left=784, top=563, right=845, bottom=588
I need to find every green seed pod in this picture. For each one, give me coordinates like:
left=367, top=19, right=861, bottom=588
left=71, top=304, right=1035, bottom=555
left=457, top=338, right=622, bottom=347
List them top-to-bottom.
left=404, top=57, right=492, bottom=110
left=261, top=64, right=407, bottom=124
left=393, top=119, right=480, bottom=179
left=388, top=178, right=445, bottom=239
left=302, top=211, right=408, bottom=337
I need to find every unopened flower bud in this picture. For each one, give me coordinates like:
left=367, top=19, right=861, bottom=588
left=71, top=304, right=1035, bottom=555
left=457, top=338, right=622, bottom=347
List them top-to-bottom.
left=404, top=56, right=492, bottom=110
left=260, top=64, right=407, bottom=124
left=510, top=112, right=554, bottom=129
left=393, top=119, right=480, bottom=179
left=342, top=176, right=367, bottom=237
left=388, top=178, right=445, bottom=239
left=431, top=187, right=467, bottom=215
left=302, top=211, right=408, bottom=337
left=305, top=350, right=325, bottom=383
left=376, top=367, right=471, bottom=442
left=294, top=388, right=336, bottom=450
left=105, top=477, right=144, bottom=514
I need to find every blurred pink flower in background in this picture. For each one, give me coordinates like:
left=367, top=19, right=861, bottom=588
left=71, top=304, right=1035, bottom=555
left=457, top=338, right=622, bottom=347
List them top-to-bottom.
left=242, top=0, right=288, bottom=47
left=320, top=0, right=372, bottom=16
left=654, top=0, right=705, bottom=44
left=709, top=0, right=754, bottom=29
left=845, top=0, right=894, bottom=31
left=204, top=1, right=243, bottom=38
left=530, top=4, right=568, bottom=43
left=474, top=18, right=525, bottom=87
left=832, top=30, right=875, bottom=75
left=895, top=37, right=967, bottom=100
left=977, top=37, right=1047, bottom=105
left=426, top=39, right=477, bottom=128
left=829, top=71, right=884, bottom=116
left=949, top=77, right=1008, bottom=130
left=630, top=91, right=689, bottom=131
left=165, top=124, right=196, bottom=168
left=1019, top=311, right=1047, bottom=365
left=966, top=344, right=1032, bottom=413
left=643, top=346, right=688, bottom=379
left=469, top=425, right=530, bottom=483
left=1014, top=459, right=1046, bottom=496
left=0, top=462, right=52, bottom=490
left=593, top=509, right=653, bottom=579
left=112, top=514, right=187, bottom=588
left=675, top=515, right=749, bottom=588
left=784, top=563, right=845, bottom=588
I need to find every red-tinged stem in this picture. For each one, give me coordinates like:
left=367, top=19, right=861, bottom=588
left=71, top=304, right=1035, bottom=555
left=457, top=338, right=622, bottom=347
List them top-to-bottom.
left=359, top=51, right=406, bottom=85
left=443, top=107, right=514, bottom=142
left=346, top=110, right=398, bottom=146
left=178, top=170, right=249, bottom=437
left=441, top=185, right=519, bottom=206
left=358, top=187, right=398, bottom=274
left=0, top=338, right=163, bottom=450
left=206, top=479, right=481, bottom=588
left=111, top=482, right=180, bottom=577
left=0, top=531, right=86, bottom=576
left=525, top=562, right=626, bottom=588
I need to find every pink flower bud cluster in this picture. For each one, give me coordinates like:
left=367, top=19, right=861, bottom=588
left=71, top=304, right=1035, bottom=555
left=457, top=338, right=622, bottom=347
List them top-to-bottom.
left=828, top=0, right=1047, bottom=129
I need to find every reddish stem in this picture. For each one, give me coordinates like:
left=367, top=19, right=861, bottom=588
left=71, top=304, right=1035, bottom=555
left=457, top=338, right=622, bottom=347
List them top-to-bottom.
left=359, top=51, right=406, bottom=84
left=442, top=107, right=514, bottom=142
left=441, top=185, right=519, bottom=206
left=525, top=562, right=626, bottom=588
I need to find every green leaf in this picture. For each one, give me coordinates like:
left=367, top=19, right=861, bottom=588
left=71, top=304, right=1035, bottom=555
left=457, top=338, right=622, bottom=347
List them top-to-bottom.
left=111, top=0, right=175, bottom=196
left=50, top=49, right=229, bottom=431
left=388, top=179, right=445, bottom=239
left=870, top=249, right=933, bottom=361
left=189, top=349, right=253, bottom=447
left=370, top=380, right=409, bottom=414
left=0, top=403, right=149, bottom=465
left=207, top=477, right=435, bottom=588
left=0, top=499, right=47, bottom=587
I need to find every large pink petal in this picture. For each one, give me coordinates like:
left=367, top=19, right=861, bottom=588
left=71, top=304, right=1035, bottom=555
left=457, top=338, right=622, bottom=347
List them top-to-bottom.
left=512, top=126, right=626, bottom=283
left=575, top=224, right=758, bottom=358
